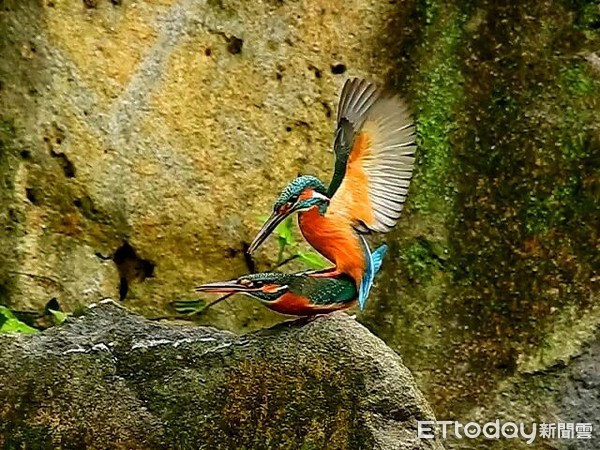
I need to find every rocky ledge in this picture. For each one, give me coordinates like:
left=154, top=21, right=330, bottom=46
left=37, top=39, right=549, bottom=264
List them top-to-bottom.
left=0, top=301, right=442, bottom=450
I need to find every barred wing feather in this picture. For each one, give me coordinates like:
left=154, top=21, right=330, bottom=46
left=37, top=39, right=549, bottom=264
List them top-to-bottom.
left=328, top=79, right=416, bottom=234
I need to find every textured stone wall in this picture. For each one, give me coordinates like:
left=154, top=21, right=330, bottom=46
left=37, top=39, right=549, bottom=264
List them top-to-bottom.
left=0, top=0, right=399, bottom=328
left=1, top=1, right=600, bottom=449
left=359, top=1, right=600, bottom=449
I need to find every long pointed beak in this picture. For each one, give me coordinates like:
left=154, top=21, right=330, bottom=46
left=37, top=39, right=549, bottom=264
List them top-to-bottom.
left=247, top=210, right=289, bottom=254
left=195, top=280, right=257, bottom=294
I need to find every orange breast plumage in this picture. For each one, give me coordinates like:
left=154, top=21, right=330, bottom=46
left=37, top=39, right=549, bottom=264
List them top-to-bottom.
left=298, top=207, right=366, bottom=286
left=266, top=291, right=354, bottom=316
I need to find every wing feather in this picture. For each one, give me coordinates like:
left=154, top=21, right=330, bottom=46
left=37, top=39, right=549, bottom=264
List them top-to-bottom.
left=328, top=79, right=383, bottom=197
left=337, top=79, right=381, bottom=125
left=328, top=81, right=416, bottom=234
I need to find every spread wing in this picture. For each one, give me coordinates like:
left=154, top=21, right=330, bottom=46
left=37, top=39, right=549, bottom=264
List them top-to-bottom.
left=327, top=78, right=416, bottom=234
left=328, top=79, right=381, bottom=196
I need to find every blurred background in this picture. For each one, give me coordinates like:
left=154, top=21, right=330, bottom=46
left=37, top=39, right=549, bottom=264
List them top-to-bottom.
left=1, top=0, right=599, bottom=448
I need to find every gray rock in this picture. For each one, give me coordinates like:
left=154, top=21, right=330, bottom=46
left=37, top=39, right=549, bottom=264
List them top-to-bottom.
left=0, top=301, right=443, bottom=450
left=555, top=328, right=600, bottom=450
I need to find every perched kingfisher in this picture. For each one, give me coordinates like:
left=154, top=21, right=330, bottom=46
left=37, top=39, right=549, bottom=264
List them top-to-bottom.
left=248, top=78, right=416, bottom=310
left=196, top=245, right=387, bottom=316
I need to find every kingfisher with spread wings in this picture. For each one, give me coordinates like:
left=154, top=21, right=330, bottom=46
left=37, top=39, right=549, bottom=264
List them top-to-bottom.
left=247, top=78, right=416, bottom=311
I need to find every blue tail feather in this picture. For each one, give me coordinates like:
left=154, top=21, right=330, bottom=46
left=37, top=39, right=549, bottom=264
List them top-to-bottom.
left=357, top=237, right=388, bottom=310
left=372, top=244, right=388, bottom=274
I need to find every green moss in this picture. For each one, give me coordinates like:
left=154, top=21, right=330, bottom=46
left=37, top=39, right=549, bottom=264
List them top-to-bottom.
left=367, top=0, right=600, bottom=430
left=563, top=0, right=600, bottom=37
left=411, top=2, right=467, bottom=216
left=561, top=64, right=597, bottom=96
left=0, top=119, right=19, bottom=308
left=0, top=120, right=16, bottom=138
left=0, top=120, right=17, bottom=165
left=400, top=238, right=446, bottom=282
left=139, top=354, right=370, bottom=449
left=3, top=425, right=54, bottom=449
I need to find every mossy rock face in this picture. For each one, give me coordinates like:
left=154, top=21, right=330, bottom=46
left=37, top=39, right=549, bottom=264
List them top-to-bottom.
left=2, top=0, right=600, bottom=447
left=359, top=0, right=600, bottom=448
left=0, top=301, right=442, bottom=450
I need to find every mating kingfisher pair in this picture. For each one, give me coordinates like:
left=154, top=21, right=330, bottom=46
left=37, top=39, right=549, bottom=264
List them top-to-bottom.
left=196, top=78, right=416, bottom=316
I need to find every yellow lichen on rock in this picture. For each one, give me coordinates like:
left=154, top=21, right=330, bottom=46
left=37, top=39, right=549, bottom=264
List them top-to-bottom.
left=45, top=0, right=164, bottom=102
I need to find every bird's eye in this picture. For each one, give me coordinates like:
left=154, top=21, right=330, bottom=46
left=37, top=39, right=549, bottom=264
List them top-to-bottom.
left=286, top=195, right=299, bottom=207
left=239, top=279, right=263, bottom=288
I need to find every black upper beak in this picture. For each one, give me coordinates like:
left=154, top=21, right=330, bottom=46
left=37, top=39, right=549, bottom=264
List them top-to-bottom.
left=247, top=210, right=290, bottom=254
left=195, top=280, right=258, bottom=294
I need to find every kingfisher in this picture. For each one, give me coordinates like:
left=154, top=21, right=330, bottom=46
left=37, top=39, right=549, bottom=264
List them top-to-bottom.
left=247, top=78, right=416, bottom=310
left=195, top=245, right=387, bottom=316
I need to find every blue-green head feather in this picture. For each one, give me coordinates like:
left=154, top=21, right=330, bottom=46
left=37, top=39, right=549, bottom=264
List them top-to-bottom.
left=248, top=176, right=329, bottom=254
left=273, top=176, right=329, bottom=213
